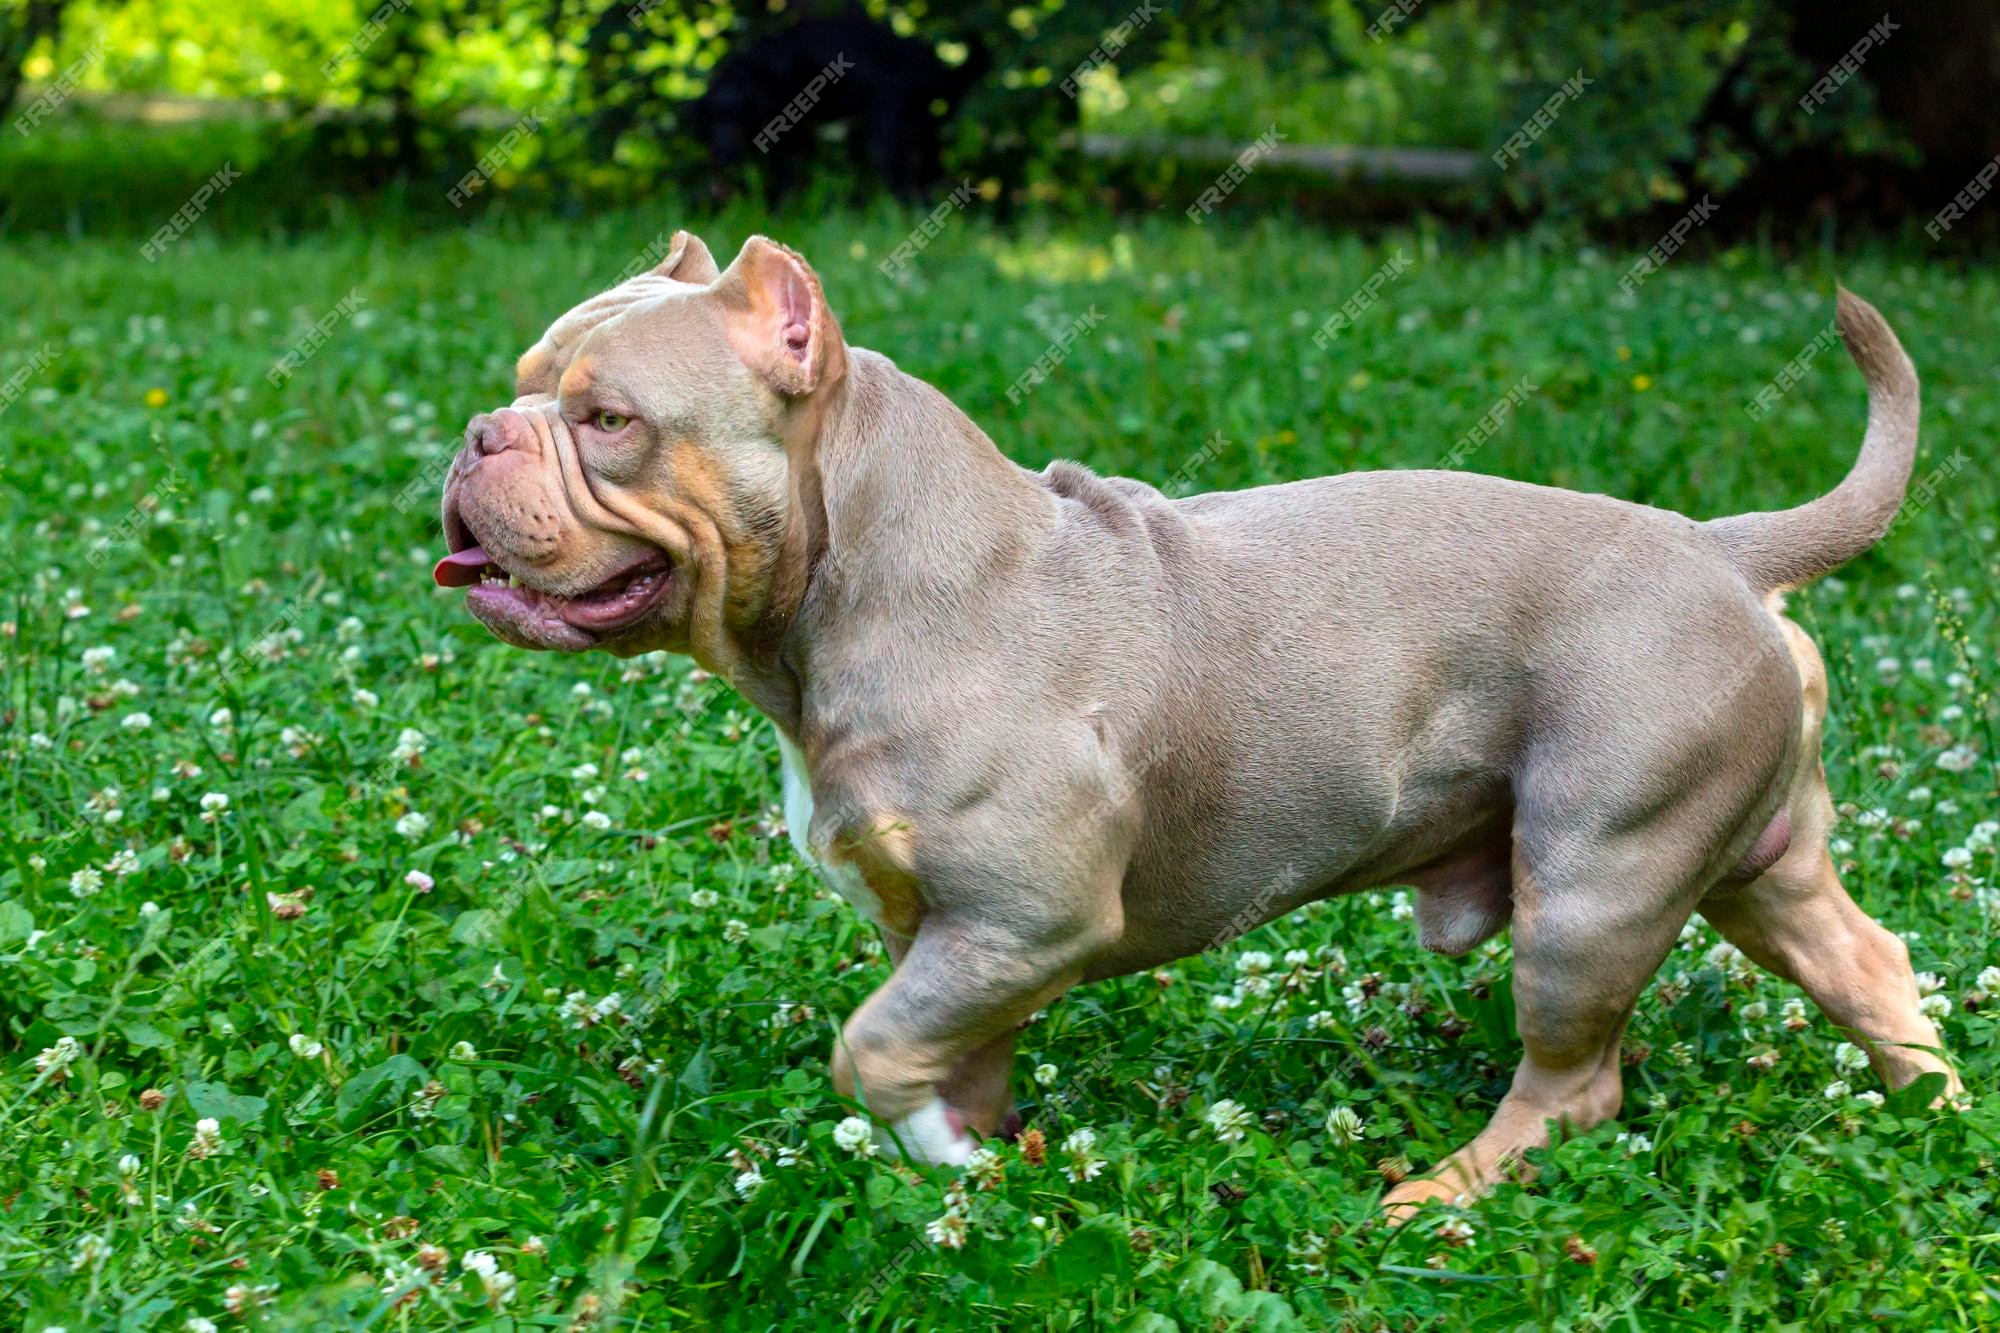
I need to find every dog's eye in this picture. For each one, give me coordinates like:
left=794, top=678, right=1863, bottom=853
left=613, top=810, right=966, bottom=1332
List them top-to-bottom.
left=593, top=411, right=629, bottom=432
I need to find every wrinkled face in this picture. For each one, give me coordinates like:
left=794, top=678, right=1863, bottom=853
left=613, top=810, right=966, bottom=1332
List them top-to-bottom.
left=434, top=232, right=840, bottom=660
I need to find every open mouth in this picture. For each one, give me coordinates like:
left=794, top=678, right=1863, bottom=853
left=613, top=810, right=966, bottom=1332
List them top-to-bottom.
left=433, top=529, right=674, bottom=647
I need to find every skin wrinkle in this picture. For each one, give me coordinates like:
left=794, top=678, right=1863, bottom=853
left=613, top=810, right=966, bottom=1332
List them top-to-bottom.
left=440, top=237, right=1958, bottom=1200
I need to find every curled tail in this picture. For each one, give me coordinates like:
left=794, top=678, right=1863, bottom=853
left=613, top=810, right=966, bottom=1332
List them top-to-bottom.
left=1705, top=286, right=1921, bottom=593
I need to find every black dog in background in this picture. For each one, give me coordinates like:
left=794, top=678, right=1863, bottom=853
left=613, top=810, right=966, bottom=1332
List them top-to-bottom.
left=687, top=15, right=987, bottom=201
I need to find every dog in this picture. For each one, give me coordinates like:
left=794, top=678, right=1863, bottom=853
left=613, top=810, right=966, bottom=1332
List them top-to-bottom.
left=433, top=231, right=1957, bottom=1214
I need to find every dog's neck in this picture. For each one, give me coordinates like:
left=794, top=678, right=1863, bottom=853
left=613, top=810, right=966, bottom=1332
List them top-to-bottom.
left=720, top=347, right=1050, bottom=741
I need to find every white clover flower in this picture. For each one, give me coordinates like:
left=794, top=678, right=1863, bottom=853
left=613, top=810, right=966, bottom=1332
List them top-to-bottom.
left=82, top=645, right=116, bottom=673
left=352, top=688, right=379, bottom=709
left=208, top=708, right=232, bottom=730
left=121, top=712, right=152, bottom=732
left=391, top=728, right=427, bottom=762
left=1937, top=746, right=1978, bottom=773
left=570, top=762, right=600, bottom=780
left=199, top=791, right=229, bottom=814
left=581, top=810, right=612, bottom=831
left=395, top=811, right=431, bottom=838
left=1944, top=847, right=1974, bottom=870
left=107, top=848, right=140, bottom=878
left=69, top=867, right=104, bottom=898
left=404, top=869, right=434, bottom=893
left=689, top=888, right=720, bottom=910
left=721, top=918, right=749, bottom=943
left=1283, top=949, right=1312, bottom=968
left=1235, top=950, right=1272, bottom=976
left=1978, top=966, right=2000, bottom=992
left=1209, top=992, right=1240, bottom=1013
left=1919, top=993, right=1953, bottom=1020
left=1739, top=999, right=1768, bottom=1023
left=1305, top=1009, right=1336, bottom=1031
left=289, top=1033, right=323, bottom=1060
left=34, top=1035, right=82, bottom=1078
left=450, top=1040, right=478, bottom=1061
left=1834, top=1042, right=1869, bottom=1073
left=1034, top=1063, right=1059, bottom=1087
left=1823, top=1080, right=1851, bottom=1100
left=1855, top=1090, right=1885, bottom=1107
left=1204, top=1098, right=1254, bottom=1143
left=1324, top=1105, right=1365, bottom=1144
left=832, top=1115, right=878, bottom=1158
left=188, top=1117, right=223, bottom=1160
left=1060, top=1127, right=1106, bottom=1182
left=1616, top=1131, right=1652, bottom=1155
left=962, top=1142, right=1006, bottom=1190
left=119, top=1153, right=143, bottom=1176
left=733, top=1167, right=763, bottom=1199
left=926, top=1208, right=969, bottom=1248
left=1433, top=1217, right=1475, bottom=1248
left=69, top=1232, right=110, bottom=1272
left=462, top=1251, right=518, bottom=1307
left=185, top=1319, right=220, bottom=1333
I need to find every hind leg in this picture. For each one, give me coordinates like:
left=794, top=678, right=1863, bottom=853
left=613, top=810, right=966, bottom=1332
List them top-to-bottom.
left=1701, top=614, right=1958, bottom=1095
left=1383, top=835, right=1690, bottom=1218
left=1704, top=854, right=1957, bottom=1094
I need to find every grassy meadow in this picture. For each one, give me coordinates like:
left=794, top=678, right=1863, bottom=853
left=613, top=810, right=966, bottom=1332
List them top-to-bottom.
left=3, top=209, right=1998, bottom=1329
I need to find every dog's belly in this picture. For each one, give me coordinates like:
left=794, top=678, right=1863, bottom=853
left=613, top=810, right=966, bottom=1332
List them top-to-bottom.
left=1086, top=769, right=1518, bottom=979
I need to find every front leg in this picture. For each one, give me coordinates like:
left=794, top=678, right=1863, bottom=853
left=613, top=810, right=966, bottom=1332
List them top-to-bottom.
left=811, top=722, right=1136, bottom=1164
left=834, top=920, right=1092, bottom=1164
left=875, top=927, right=1021, bottom=1140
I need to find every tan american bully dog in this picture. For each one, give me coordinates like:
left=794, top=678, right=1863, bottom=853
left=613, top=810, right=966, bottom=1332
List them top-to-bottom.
left=434, top=230, right=1958, bottom=1215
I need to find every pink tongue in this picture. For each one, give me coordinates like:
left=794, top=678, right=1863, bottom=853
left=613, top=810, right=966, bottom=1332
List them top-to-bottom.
left=433, top=546, right=494, bottom=588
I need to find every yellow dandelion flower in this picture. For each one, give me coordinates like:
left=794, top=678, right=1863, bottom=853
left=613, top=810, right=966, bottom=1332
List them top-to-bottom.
left=1616, top=345, right=1632, bottom=361
left=1631, top=374, right=1652, bottom=392
left=144, top=388, right=169, bottom=408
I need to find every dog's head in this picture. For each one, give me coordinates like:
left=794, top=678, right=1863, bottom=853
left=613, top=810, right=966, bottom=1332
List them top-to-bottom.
left=435, top=231, right=845, bottom=662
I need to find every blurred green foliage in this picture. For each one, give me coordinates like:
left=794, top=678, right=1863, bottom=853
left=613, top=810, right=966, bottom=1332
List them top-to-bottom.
left=0, top=0, right=1937, bottom=230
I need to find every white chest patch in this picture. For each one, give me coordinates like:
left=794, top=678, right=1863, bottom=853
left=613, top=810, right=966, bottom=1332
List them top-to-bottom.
left=776, top=734, right=884, bottom=924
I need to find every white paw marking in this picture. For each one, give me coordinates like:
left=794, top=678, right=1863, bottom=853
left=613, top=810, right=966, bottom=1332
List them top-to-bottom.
left=777, top=733, right=885, bottom=925
left=882, top=1097, right=976, bottom=1166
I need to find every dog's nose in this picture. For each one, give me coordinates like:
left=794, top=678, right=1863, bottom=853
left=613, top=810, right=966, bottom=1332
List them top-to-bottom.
left=467, top=411, right=528, bottom=457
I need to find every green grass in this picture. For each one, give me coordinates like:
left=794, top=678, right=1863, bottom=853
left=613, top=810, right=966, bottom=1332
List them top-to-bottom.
left=3, top=208, right=1997, bottom=1330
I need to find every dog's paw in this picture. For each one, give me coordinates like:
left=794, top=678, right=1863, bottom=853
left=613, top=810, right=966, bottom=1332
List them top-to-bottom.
left=879, top=1096, right=977, bottom=1166
left=1379, top=1176, right=1471, bottom=1226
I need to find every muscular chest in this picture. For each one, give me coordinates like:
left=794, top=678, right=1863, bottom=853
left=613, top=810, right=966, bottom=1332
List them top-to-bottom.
left=776, top=734, right=927, bottom=934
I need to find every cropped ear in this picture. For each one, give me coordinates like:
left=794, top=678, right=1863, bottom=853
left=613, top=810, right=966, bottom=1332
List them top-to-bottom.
left=651, top=230, right=720, bottom=284
left=713, top=236, right=846, bottom=397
